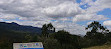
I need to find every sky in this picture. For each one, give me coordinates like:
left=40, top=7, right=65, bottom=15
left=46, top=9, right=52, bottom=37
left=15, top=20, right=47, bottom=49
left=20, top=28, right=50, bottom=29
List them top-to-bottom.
left=0, top=0, right=111, bottom=35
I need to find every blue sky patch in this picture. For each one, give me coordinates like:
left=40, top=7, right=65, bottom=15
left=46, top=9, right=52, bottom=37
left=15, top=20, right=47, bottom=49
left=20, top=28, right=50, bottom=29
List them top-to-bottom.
left=76, top=0, right=81, bottom=3
left=92, top=0, right=96, bottom=2
left=80, top=3, right=90, bottom=9
left=97, top=8, right=111, bottom=19
left=51, top=20, right=56, bottom=22
left=77, top=21, right=90, bottom=26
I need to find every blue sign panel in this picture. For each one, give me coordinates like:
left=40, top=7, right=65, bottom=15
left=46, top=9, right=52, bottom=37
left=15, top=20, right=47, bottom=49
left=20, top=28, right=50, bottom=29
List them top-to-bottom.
left=13, top=42, right=44, bottom=49
left=20, top=48, right=43, bottom=49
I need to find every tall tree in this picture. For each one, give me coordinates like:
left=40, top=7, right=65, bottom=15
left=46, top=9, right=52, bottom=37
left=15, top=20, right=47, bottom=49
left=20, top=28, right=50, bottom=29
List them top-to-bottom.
left=85, top=21, right=108, bottom=45
left=86, top=21, right=107, bottom=33
left=42, top=23, right=55, bottom=37
left=47, top=23, right=55, bottom=32
left=42, top=24, right=48, bottom=37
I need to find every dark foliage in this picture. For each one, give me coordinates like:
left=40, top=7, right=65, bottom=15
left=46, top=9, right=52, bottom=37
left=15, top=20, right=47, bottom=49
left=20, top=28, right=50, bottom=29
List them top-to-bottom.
left=0, top=21, right=111, bottom=49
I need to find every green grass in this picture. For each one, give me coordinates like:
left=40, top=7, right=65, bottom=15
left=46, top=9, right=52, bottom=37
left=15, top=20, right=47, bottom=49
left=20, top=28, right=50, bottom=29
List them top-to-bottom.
left=83, top=44, right=111, bottom=49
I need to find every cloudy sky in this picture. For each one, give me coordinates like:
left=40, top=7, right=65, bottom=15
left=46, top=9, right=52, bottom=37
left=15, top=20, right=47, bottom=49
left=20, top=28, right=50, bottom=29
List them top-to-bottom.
left=0, top=0, right=111, bottom=35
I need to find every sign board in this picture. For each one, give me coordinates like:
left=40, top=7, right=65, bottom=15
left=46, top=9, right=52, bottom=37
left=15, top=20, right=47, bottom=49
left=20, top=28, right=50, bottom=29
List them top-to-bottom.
left=13, top=42, right=44, bottom=49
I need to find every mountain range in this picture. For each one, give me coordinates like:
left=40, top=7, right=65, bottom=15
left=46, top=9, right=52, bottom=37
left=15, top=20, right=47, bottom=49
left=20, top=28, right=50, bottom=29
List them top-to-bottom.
left=0, top=22, right=42, bottom=34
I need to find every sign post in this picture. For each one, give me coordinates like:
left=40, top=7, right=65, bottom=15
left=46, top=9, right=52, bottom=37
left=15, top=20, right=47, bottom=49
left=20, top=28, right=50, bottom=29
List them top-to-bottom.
left=13, top=42, right=44, bottom=49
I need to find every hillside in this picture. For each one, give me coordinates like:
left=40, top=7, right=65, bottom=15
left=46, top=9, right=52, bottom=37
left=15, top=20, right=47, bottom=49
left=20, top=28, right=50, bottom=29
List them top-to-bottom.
left=0, top=22, right=42, bottom=34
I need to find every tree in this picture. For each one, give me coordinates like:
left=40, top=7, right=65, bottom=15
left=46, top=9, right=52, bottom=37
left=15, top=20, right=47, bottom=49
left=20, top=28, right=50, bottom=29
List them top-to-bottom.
left=85, top=21, right=108, bottom=45
left=86, top=21, right=107, bottom=32
left=42, top=23, right=55, bottom=37
left=47, top=23, right=55, bottom=32
left=42, top=24, right=48, bottom=37
left=53, top=30, right=81, bottom=49
left=54, top=30, right=71, bottom=44
left=105, top=32, right=111, bottom=43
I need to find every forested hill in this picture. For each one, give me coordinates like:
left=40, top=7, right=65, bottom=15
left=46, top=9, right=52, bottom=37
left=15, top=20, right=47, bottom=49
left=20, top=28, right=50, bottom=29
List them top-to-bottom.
left=0, top=22, right=42, bottom=34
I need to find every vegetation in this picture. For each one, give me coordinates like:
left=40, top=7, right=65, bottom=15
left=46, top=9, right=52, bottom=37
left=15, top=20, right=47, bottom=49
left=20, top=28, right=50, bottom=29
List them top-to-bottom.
left=0, top=21, right=111, bottom=49
left=83, top=44, right=111, bottom=49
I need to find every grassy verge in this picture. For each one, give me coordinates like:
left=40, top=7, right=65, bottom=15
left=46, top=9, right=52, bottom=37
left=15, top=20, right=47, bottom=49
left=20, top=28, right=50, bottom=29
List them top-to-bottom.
left=83, top=44, right=111, bottom=49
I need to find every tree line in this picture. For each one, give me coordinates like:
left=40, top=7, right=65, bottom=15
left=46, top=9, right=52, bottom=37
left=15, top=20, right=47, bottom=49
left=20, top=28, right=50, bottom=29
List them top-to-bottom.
left=0, top=21, right=111, bottom=49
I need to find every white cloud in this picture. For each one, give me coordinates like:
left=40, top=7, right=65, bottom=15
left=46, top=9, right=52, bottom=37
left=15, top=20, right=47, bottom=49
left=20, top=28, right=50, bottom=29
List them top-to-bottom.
left=0, top=0, right=110, bottom=35
left=0, top=0, right=79, bottom=18
left=0, top=0, right=108, bottom=22
left=0, top=0, right=84, bottom=22
left=72, top=0, right=110, bottom=22
left=85, top=0, right=111, bottom=13
left=42, top=2, right=83, bottom=18
left=0, top=13, right=20, bottom=20
left=73, top=14, right=107, bottom=22
left=0, top=19, right=3, bottom=22
left=103, top=20, right=111, bottom=26
left=103, top=20, right=111, bottom=31
left=87, top=21, right=92, bottom=25
left=52, top=22, right=86, bottom=35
